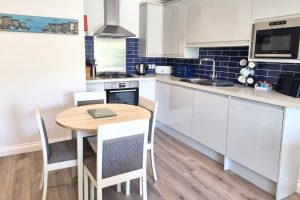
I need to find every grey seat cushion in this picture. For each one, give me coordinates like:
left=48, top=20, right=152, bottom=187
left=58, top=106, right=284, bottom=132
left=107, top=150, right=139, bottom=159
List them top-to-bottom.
left=84, top=134, right=144, bottom=179
left=48, top=138, right=95, bottom=164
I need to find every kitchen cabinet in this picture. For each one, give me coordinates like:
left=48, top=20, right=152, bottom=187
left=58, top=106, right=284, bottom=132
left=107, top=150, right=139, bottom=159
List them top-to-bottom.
left=162, top=0, right=198, bottom=58
left=185, top=0, right=253, bottom=47
left=253, top=0, right=300, bottom=21
left=139, top=3, right=163, bottom=57
left=139, top=79, right=156, bottom=101
left=156, top=81, right=171, bottom=124
left=156, top=82, right=193, bottom=138
left=191, top=90, right=228, bottom=155
left=227, top=97, right=283, bottom=182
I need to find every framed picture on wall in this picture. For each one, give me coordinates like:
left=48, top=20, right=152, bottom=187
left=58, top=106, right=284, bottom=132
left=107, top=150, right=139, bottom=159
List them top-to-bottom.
left=0, top=13, right=78, bottom=35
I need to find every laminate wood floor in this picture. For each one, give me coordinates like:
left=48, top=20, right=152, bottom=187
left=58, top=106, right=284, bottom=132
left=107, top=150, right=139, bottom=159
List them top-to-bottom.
left=1, top=129, right=300, bottom=200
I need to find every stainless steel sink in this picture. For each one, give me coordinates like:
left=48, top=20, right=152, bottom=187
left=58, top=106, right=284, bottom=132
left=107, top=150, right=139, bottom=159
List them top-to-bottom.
left=180, top=78, right=234, bottom=87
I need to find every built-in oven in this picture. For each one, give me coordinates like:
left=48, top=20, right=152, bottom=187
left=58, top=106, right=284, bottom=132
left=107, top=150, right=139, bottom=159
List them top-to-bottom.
left=250, top=16, right=300, bottom=60
left=105, top=81, right=139, bottom=105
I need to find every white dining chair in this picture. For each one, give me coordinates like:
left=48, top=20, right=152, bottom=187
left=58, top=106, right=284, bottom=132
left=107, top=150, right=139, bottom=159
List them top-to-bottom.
left=74, top=91, right=107, bottom=106
left=125, top=96, right=158, bottom=196
left=35, top=105, right=78, bottom=200
left=83, top=119, right=150, bottom=200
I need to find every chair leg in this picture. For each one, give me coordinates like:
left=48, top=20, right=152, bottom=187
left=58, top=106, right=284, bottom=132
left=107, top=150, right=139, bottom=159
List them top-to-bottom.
left=150, top=148, right=158, bottom=181
left=39, top=167, right=44, bottom=190
left=71, top=167, right=77, bottom=178
left=84, top=168, right=88, bottom=200
left=42, top=170, right=48, bottom=200
left=142, top=174, right=147, bottom=200
left=139, top=178, right=143, bottom=196
left=125, top=181, right=130, bottom=196
left=90, top=183, right=95, bottom=200
left=116, top=183, right=121, bottom=193
left=97, top=187, right=102, bottom=200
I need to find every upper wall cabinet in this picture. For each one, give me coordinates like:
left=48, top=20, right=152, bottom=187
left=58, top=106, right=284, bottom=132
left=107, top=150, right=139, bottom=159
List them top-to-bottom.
left=162, top=0, right=198, bottom=58
left=185, top=0, right=253, bottom=47
left=253, top=0, right=300, bottom=21
left=139, top=3, right=163, bottom=57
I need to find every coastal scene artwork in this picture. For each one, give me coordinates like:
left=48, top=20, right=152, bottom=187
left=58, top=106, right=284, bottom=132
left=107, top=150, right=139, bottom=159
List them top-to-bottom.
left=0, top=13, right=78, bottom=35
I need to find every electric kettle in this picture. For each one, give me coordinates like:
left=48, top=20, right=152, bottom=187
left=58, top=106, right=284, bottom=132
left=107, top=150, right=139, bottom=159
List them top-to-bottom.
left=136, top=63, right=148, bottom=75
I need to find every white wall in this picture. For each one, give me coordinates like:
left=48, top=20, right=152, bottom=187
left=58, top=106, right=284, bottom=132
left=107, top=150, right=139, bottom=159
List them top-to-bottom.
left=0, top=0, right=86, bottom=156
left=84, top=0, right=144, bottom=37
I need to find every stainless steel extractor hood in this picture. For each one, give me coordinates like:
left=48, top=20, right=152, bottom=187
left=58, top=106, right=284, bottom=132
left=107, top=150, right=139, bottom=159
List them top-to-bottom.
left=94, top=0, right=136, bottom=38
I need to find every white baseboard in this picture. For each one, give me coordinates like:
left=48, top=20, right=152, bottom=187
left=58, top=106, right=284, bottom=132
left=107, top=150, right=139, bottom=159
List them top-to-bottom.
left=0, top=136, right=71, bottom=157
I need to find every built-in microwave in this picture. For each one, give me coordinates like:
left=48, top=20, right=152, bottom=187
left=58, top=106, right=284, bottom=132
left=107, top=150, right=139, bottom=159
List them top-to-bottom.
left=250, top=17, right=300, bottom=60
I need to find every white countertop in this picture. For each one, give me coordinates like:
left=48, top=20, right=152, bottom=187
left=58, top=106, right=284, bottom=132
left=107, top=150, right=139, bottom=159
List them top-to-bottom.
left=86, top=74, right=300, bottom=109
left=86, top=74, right=156, bottom=83
left=155, top=75, right=300, bottom=109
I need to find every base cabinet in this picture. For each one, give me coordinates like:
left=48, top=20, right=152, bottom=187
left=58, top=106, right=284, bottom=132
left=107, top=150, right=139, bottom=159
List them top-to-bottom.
left=139, top=79, right=156, bottom=101
left=156, top=82, right=193, bottom=138
left=191, top=91, right=228, bottom=155
left=227, top=98, right=283, bottom=182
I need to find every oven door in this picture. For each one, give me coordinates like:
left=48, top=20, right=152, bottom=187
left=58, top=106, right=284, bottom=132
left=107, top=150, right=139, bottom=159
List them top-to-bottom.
left=254, top=27, right=300, bottom=59
left=106, top=88, right=139, bottom=105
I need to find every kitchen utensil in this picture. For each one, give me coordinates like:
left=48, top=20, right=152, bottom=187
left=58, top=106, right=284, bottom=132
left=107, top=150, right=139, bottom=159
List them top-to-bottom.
left=136, top=63, right=149, bottom=75
left=90, top=66, right=97, bottom=77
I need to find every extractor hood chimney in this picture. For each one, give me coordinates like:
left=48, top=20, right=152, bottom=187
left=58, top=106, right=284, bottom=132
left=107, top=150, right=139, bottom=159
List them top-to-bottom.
left=94, top=0, right=136, bottom=38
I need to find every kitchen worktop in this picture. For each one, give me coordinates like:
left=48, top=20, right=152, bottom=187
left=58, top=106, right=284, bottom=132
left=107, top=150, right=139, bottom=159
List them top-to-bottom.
left=86, top=74, right=156, bottom=83
left=86, top=74, right=300, bottom=109
left=155, top=75, right=300, bottom=109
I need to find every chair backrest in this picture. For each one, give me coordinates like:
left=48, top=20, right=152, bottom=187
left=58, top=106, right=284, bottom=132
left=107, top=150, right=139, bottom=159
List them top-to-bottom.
left=74, top=91, right=106, bottom=106
left=139, top=96, right=158, bottom=144
left=35, top=105, right=50, bottom=165
left=97, top=119, right=149, bottom=181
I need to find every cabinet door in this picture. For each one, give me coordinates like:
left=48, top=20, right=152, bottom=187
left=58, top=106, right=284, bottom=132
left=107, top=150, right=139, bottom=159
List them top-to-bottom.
left=186, top=0, right=215, bottom=44
left=186, top=0, right=252, bottom=45
left=214, top=0, right=253, bottom=42
left=253, top=0, right=300, bottom=21
left=163, top=1, right=185, bottom=56
left=146, top=4, right=163, bottom=57
left=139, top=80, right=155, bottom=101
left=155, top=82, right=170, bottom=125
left=168, top=84, right=194, bottom=138
left=191, top=91, right=228, bottom=155
left=227, top=98, right=283, bottom=182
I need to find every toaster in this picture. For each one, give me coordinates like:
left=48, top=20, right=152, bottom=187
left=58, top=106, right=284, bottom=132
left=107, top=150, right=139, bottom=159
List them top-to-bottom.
left=155, top=66, right=172, bottom=75
left=276, top=73, right=300, bottom=98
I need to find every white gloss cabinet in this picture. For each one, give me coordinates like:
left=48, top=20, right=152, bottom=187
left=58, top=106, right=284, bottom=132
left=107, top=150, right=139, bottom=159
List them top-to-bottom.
left=162, top=0, right=198, bottom=58
left=185, top=0, right=253, bottom=47
left=253, top=0, right=300, bottom=21
left=139, top=3, right=163, bottom=57
left=139, top=79, right=156, bottom=101
left=155, top=82, right=193, bottom=138
left=155, top=82, right=171, bottom=125
left=167, top=84, right=194, bottom=138
left=191, top=91, right=229, bottom=155
left=227, top=97, right=283, bottom=182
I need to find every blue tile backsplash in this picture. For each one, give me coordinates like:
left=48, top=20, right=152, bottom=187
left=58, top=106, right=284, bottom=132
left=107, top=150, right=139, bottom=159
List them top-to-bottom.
left=85, top=36, right=94, bottom=60
left=85, top=37, right=300, bottom=87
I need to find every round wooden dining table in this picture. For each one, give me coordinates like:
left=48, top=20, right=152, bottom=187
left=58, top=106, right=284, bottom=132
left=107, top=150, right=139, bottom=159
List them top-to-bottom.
left=56, top=104, right=151, bottom=200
